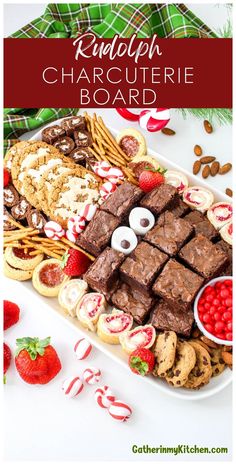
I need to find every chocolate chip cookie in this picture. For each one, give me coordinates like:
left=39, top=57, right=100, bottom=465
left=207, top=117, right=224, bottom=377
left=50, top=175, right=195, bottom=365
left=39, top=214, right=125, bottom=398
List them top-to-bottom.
left=153, top=331, right=177, bottom=377
left=165, top=340, right=196, bottom=387
left=184, top=341, right=212, bottom=389
left=210, top=347, right=225, bottom=377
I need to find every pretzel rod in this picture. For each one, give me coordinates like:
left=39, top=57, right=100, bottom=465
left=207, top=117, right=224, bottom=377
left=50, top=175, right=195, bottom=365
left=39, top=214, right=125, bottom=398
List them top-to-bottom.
left=93, top=112, right=97, bottom=122
left=97, top=116, right=130, bottom=161
left=95, top=130, right=125, bottom=164
left=95, top=136, right=106, bottom=156
left=92, top=142, right=107, bottom=161
left=87, top=146, right=102, bottom=161
left=105, top=150, right=126, bottom=167
left=122, top=167, right=139, bottom=185
left=4, top=227, right=35, bottom=236
left=4, top=230, right=39, bottom=243
left=61, top=237, right=95, bottom=261
left=22, top=240, right=62, bottom=259
left=3, top=242, right=21, bottom=248
left=29, top=249, right=45, bottom=256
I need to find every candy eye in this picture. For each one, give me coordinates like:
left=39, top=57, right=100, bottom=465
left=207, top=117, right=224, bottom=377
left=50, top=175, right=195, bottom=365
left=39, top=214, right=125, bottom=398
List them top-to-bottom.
left=129, top=207, right=155, bottom=235
left=111, top=226, right=137, bottom=255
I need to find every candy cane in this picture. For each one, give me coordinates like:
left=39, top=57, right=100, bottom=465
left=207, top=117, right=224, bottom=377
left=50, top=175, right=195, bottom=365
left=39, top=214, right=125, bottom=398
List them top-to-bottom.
left=116, top=108, right=170, bottom=132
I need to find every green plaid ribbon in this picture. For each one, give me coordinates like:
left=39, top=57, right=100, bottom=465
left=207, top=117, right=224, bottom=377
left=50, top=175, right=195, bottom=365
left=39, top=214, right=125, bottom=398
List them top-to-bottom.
left=4, top=3, right=216, bottom=154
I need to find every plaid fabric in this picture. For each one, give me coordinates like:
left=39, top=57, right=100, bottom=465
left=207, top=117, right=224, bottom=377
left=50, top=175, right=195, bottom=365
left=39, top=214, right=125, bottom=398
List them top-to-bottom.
left=5, top=3, right=216, bottom=154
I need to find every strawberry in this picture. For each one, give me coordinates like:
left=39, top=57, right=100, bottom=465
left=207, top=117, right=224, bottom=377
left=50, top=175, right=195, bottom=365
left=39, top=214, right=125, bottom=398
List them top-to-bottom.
left=139, top=167, right=166, bottom=193
left=4, top=168, right=11, bottom=187
left=61, top=248, right=91, bottom=277
left=4, top=300, right=20, bottom=330
left=15, top=337, right=61, bottom=384
left=3, top=343, right=12, bottom=383
left=129, top=348, right=155, bottom=376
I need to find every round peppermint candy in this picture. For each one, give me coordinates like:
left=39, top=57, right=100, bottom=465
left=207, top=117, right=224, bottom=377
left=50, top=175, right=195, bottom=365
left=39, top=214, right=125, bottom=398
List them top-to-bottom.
left=44, top=221, right=65, bottom=240
left=74, top=338, right=92, bottom=360
left=83, top=367, right=101, bottom=385
left=62, top=376, right=84, bottom=398
left=94, top=385, right=116, bottom=409
left=108, top=400, right=132, bottom=422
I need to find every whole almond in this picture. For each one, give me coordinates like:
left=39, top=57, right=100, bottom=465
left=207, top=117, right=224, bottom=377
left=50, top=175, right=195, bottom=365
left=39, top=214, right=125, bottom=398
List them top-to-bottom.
left=204, top=120, right=213, bottom=134
left=161, top=128, right=175, bottom=136
left=194, top=145, right=202, bottom=156
left=200, top=156, right=216, bottom=164
left=193, top=160, right=201, bottom=175
left=210, top=161, right=220, bottom=176
left=219, top=163, right=232, bottom=175
left=202, top=165, right=210, bottom=179
left=225, top=188, right=233, bottom=197
left=200, top=336, right=218, bottom=349
left=221, top=351, right=232, bottom=366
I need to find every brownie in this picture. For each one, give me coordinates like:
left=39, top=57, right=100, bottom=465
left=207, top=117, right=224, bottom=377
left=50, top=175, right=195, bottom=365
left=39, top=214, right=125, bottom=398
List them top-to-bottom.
left=61, top=116, right=85, bottom=136
left=42, top=125, right=65, bottom=144
left=100, top=181, right=143, bottom=220
left=140, top=184, right=178, bottom=216
left=168, top=198, right=190, bottom=218
left=77, top=210, right=121, bottom=256
left=184, top=210, right=218, bottom=241
left=144, top=211, right=193, bottom=256
left=178, top=235, right=229, bottom=280
left=215, top=240, right=232, bottom=276
left=120, top=241, right=168, bottom=294
left=84, top=247, right=125, bottom=295
left=152, top=259, right=204, bottom=311
left=111, top=281, right=155, bottom=324
left=149, top=299, right=194, bottom=337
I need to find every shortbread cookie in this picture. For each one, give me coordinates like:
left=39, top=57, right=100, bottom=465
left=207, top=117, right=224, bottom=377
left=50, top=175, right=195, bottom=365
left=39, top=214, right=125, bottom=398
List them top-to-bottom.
left=4, top=141, right=33, bottom=170
left=11, top=141, right=60, bottom=196
left=22, top=151, right=70, bottom=209
left=37, top=163, right=75, bottom=215
left=48, top=169, right=100, bottom=228
left=5, top=246, right=44, bottom=271
left=4, top=255, right=33, bottom=281
left=32, top=259, right=69, bottom=297
left=153, top=331, right=177, bottom=378
left=165, top=340, right=196, bottom=387
left=184, top=341, right=212, bottom=389
left=210, top=347, right=225, bottom=377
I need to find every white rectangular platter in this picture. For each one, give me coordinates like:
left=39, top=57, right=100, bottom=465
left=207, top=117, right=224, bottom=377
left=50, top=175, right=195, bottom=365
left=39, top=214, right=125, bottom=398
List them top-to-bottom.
left=16, top=116, right=232, bottom=401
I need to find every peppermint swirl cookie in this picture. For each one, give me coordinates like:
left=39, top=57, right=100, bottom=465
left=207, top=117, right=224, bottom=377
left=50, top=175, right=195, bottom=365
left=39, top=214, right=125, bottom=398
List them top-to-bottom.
left=183, top=186, right=214, bottom=213
left=76, top=292, right=107, bottom=331
left=119, top=325, right=156, bottom=354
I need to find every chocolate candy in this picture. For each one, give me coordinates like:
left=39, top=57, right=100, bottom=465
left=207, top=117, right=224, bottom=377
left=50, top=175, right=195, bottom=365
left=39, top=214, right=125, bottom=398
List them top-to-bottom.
left=61, top=116, right=85, bottom=136
left=42, top=125, right=65, bottom=144
left=74, top=130, right=93, bottom=148
left=53, top=136, right=75, bottom=155
left=4, top=185, right=19, bottom=208
left=11, top=197, right=31, bottom=220
left=26, top=209, right=47, bottom=233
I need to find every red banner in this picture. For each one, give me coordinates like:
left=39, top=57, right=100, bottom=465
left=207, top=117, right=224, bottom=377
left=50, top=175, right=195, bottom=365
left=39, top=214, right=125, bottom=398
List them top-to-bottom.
left=4, top=36, right=232, bottom=108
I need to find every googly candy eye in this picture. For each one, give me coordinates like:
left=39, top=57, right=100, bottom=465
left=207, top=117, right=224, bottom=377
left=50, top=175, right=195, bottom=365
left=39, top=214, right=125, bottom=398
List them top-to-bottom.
left=129, top=207, right=155, bottom=235
left=111, top=226, right=138, bottom=255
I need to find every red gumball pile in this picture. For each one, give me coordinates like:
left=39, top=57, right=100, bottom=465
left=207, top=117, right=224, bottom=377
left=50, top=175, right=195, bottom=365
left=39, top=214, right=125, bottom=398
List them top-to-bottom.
left=197, top=279, right=233, bottom=341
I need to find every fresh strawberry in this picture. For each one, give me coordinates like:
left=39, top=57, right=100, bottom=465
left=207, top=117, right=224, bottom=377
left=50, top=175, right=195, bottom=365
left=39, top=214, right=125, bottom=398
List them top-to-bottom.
left=4, top=168, right=11, bottom=187
left=139, top=168, right=166, bottom=193
left=61, top=248, right=91, bottom=277
left=4, top=300, right=20, bottom=330
left=15, top=337, right=61, bottom=385
left=3, top=343, right=12, bottom=383
left=129, top=348, right=155, bottom=376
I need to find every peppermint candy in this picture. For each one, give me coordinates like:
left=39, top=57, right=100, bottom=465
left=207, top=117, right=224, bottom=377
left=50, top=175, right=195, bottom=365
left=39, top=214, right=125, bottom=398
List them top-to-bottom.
left=139, top=108, right=170, bottom=132
left=93, top=161, right=111, bottom=178
left=93, top=162, right=124, bottom=184
left=106, top=167, right=124, bottom=184
left=100, top=181, right=117, bottom=201
left=79, top=203, right=97, bottom=222
left=67, top=216, right=86, bottom=234
left=44, top=221, right=65, bottom=240
left=65, top=229, right=77, bottom=243
left=74, top=338, right=92, bottom=360
left=83, top=367, right=101, bottom=385
left=62, top=376, right=84, bottom=398
left=94, top=385, right=116, bottom=409
left=108, top=400, right=132, bottom=422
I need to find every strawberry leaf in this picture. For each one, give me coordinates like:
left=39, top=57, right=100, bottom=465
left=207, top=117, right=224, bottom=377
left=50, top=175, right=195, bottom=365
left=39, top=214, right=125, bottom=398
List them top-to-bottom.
left=61, top=251, right=69, bottom=269
left=15, top=337, right=51, bottom=359
left=130, top=356, right=149, bottom=376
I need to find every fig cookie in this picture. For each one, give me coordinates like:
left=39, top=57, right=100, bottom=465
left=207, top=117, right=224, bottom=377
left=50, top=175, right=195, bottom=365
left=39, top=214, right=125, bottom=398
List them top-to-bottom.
left=116, top=128, right=147, bottom=158
left=152, top=331, right=177, bottom=378
left=165, top=340, right=196, bottom=387
left=184, top=341, right=212, bottom=389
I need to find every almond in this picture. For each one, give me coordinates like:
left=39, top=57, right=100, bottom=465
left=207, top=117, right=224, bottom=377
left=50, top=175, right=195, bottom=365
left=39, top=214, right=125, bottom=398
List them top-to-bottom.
left=204, top=120, right=213, bottom=134
left=161, top=128, right=175, bottom=136
left=194, top=145, right=202, bottom=156
left=200, top=156, right=216, bottom=164
left=193, top=160, right=201, bottom=175
left=210, top=161, right=220, bottom=176
left=219, top=163, right=232, bottom=175
left=202, top=165, right=210, bottom=179
left=225, top=188, right=233, bottom=197
left=192, top=327, right=201, bottom=338
left=200, top=336, right=218, bottom=349
left=221, top=351, right=232, bottom=366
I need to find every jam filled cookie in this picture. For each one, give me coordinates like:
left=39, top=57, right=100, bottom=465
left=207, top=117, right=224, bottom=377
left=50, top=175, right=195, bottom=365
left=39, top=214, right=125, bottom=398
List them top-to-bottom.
left=116, top=128, right=146, bottom=158
left=5, top=246, right=44, bottom=271
left=3, top=255, right=33, bottom=281
left=32, top=259, right=69, bottom=297
left=58, top=279, right=88, bottom=317
left=76, top=293, right=107, bottom=331
left=97, top=309, right=133, bottom=344
left=165, top=340, right=196, bottom=387
left=184, top=341, right=212, bottom=389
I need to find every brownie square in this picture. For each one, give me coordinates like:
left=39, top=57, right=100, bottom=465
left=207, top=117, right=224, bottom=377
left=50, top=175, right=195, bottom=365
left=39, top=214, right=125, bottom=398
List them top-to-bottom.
left=100, top=181, right=143, bottom=220
left=140, top=184, right=178, bottom=216
left=169, top=198, right=190, bottom=218
left=77, top=210, right=121, bottom=256
left=184, top=210, right=218, bottom=241
left=144, top=211, right=193, bottom=256
left=178, top=235, right=229, bottom=280
left=215, top=240, right=232, bottom=276
left=120, top=241, right=168, bottom=294
left=84, top=247, right=125, bottom=295
left=152, top=259, right=204, bottom=311
left=111, top=281, right=155, bottom=324
left=149, top=299, right=194, bottom=337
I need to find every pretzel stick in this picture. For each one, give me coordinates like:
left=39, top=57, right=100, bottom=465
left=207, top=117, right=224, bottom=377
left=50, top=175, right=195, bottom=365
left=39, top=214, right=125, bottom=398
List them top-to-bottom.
left=97, top=116, right=130, bottom=161
left=95, top=131, right=126, bottom=164
left=92, top=142, right=107, bottom=161
left=87, top=146, right=102, bottom=161
left=105, top=150, right=126, bottom=167
left=122, top=167, right=139, bottom=185
left=7, top=217, right=26, bottom=230
left=4, top=227, right=35, bottom=236
left=4, top=230, right=39, bottom=243
left=61, top=237, right=95, bottom=261
left=22, top=240, right=62, bottom=259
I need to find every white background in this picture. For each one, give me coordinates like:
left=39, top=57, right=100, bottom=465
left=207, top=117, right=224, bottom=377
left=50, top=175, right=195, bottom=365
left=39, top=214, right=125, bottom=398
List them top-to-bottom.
left=3, top=2, right=233, bottom=462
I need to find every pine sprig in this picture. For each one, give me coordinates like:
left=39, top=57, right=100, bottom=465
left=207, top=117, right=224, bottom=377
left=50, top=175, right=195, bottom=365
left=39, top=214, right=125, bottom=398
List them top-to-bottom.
left=175, top=108, right=232, bottom=126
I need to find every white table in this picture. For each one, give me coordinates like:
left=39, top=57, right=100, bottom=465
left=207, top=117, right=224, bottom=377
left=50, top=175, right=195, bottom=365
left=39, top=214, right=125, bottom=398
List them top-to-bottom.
left=3, top=4, right=232, bottom=462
